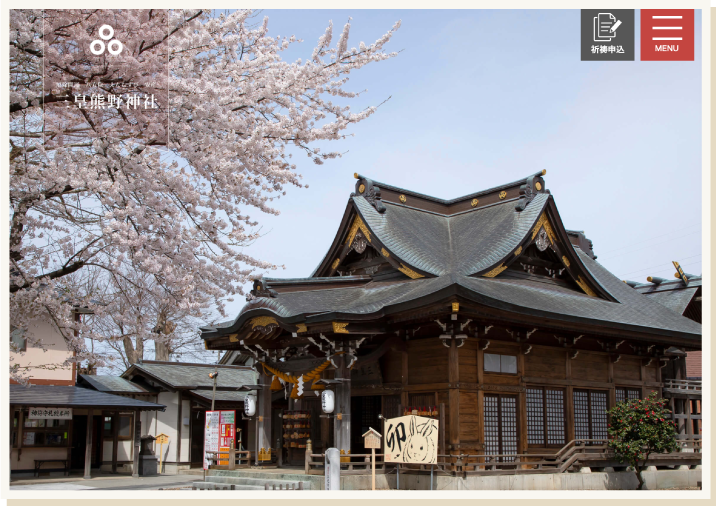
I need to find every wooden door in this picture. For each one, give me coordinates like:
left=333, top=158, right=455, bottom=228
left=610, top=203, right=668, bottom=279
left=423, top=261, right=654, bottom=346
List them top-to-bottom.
left=190, top=410, right=204, bottom=467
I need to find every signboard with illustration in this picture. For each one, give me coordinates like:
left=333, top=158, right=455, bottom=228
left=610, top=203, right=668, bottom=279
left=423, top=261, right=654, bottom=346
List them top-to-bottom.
left=203, top=410, right=235, bottom=470
left=383, top=415, right=438, bottom=464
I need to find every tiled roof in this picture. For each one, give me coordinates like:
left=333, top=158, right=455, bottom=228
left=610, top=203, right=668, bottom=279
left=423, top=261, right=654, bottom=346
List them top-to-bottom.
left=202, top=179, right=701, bottom=344
left=206, top=253, right=700, bottom=341
left=633, top=276, right=701, bottom=315
left=122, top=361, right=257, bottom=391
left=78, top=374, right=149, bottom=393
left=10, top=385, right=165, bottom=411
left=189, top=390, right=248, bottom=403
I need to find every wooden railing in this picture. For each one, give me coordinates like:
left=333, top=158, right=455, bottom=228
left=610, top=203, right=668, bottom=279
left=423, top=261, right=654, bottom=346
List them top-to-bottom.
left=664, top=379, right=702, bottom=393
left=304, top=438, right=702, bottom=476
left=205, top=449, right=252, bottom=470
left=305, top=452, right=390, bottom=475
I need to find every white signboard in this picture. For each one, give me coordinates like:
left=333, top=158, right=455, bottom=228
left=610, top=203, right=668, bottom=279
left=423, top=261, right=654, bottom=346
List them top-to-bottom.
left=28, top=407, right=73, bottom=420
left=203, top=410, right=236, bottom=470
left=204, top=411, right=220, bottom=470
left=384, top=415, right=438, bottom=464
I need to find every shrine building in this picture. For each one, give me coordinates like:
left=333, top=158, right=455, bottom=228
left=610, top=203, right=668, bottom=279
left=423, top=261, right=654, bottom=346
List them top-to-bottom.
left=201, top=171, right=702, bottom=468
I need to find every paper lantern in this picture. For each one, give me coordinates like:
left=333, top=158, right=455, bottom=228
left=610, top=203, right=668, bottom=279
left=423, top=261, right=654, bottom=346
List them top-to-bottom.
left=321, top=389, right=335, bottom=413
left=244, top=394, right=256, bottom=417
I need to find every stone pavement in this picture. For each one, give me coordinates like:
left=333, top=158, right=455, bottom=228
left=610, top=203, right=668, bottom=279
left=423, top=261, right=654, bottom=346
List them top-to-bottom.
left=10, top=473, right=199, bottom=490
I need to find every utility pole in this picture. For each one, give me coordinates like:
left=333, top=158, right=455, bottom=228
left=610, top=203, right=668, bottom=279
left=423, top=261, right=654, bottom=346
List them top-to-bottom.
left=209, top=350, right=222, bottom=411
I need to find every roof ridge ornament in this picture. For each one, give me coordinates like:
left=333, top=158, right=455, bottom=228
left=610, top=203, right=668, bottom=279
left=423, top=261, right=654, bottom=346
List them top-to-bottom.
left=515, top=169, right=549, bottom=212
left=353, top=173, right=386, bottom=213
left=246, top=279, right=277, bottom=301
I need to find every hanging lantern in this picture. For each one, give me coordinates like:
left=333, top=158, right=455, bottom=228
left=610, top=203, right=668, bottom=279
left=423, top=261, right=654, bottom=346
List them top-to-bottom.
left=270, top=375, right=282, bottom=391
left=321, top=389, right=335, bottom=414
left=244, top=393, right=256, bottom=417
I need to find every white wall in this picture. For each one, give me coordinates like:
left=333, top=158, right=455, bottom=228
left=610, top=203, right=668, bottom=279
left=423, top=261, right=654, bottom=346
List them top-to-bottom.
left=10, top=317, right=74, bottom=383
left=155, top=392, right=181, bottom=463
left=180, top=398, right=190, bottom=462
left=10, top=447, right=68, bottom=471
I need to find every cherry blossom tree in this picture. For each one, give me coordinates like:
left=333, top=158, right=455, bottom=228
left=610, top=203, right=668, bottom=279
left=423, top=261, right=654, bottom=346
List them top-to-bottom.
left=9, top=9, right=400, bottom=382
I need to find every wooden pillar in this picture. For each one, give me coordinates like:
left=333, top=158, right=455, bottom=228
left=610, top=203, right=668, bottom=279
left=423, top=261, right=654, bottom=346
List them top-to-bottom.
left=448, top=338, right=460, bottom=455
left=477, top=343, right=484, bottom=450
left=400, top=350, right=409, bottom=408
left=517, top=352, right=527, bottom=456
left=565, top=352, right=575, bottom=442
left=334, top=355, right=351, bottom=454
left=608, top=358, right=616, bottom=409
left=656, top=361, right=663, bottom=398
left=258, top=369, right=272, bottom=462
left=686, top=398, right=694, bottom=436
left=17, top=408, right=24, bottom=454
left=84, top=409, right=94, bottom=479
left=111, top=411, right=119, bottom=473
left=132, top=411, right=140, bottom=478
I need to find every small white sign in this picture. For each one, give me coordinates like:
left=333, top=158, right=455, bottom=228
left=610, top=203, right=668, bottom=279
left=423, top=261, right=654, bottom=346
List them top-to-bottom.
left=28, top=407, right=73, bottom=420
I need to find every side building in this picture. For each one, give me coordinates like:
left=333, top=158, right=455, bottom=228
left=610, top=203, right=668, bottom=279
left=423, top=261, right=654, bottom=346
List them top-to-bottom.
left=9, top=313, right=164, bottom=478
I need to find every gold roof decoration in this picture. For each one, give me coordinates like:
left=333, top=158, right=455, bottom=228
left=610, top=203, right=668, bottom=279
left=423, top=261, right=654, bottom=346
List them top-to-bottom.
left=531, top=213, right=557, bottom=245
left=345, top=215, right=372, bottom=245
left=398, top=263, right=424, bottom=279
left=483, top=264, right=508, bottom=278
left=575, top=276, right=597, bottom=297
left=251, top=316, right=278, bottom=329
left=332, top=322, right=349, bottom=334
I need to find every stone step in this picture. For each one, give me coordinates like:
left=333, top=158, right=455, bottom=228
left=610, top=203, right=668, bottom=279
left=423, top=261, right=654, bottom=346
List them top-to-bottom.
left=206, top=475, right=308, bottom=489
left=192, top=482, right=264, bottom=490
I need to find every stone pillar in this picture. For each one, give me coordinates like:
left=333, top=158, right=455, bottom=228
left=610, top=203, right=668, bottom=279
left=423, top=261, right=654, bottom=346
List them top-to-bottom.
left=334, top=356, right=351, bottom=455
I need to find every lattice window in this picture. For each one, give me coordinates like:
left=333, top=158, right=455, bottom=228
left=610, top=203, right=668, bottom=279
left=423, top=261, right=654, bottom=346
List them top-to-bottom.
left=527, top=387, right=565, bottom=446
left=616, top=387, right=641, bottom=403
left=526, top=388, right=545, bottom=445
left=546, top=389, right=565, bottom=445
left=574, top=389, right=609, bottom=444
left=574, top=390, right=591, bottom=440
left=591, top=391, right=608, bottom=440
left=409, top=393, right=435, bottom=410
left=483, top=394, right=518, bottom=462
left=382, top=395, right=401, bottom=420
left=483, top=395, right=500, bottom=457
left=500, top=396, right=518, bottom=462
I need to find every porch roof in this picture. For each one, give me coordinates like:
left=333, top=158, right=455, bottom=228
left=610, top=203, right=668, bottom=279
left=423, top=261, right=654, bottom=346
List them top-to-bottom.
left=9, top=384, right=165, bottom=411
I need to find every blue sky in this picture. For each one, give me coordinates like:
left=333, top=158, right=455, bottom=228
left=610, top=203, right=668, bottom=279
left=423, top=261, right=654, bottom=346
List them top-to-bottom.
left=221, top=9, right=702, bottom=319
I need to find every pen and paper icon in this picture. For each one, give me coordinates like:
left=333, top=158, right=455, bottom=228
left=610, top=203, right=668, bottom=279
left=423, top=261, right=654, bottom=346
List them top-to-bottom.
left=594, top=13, right=622, bottom=42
